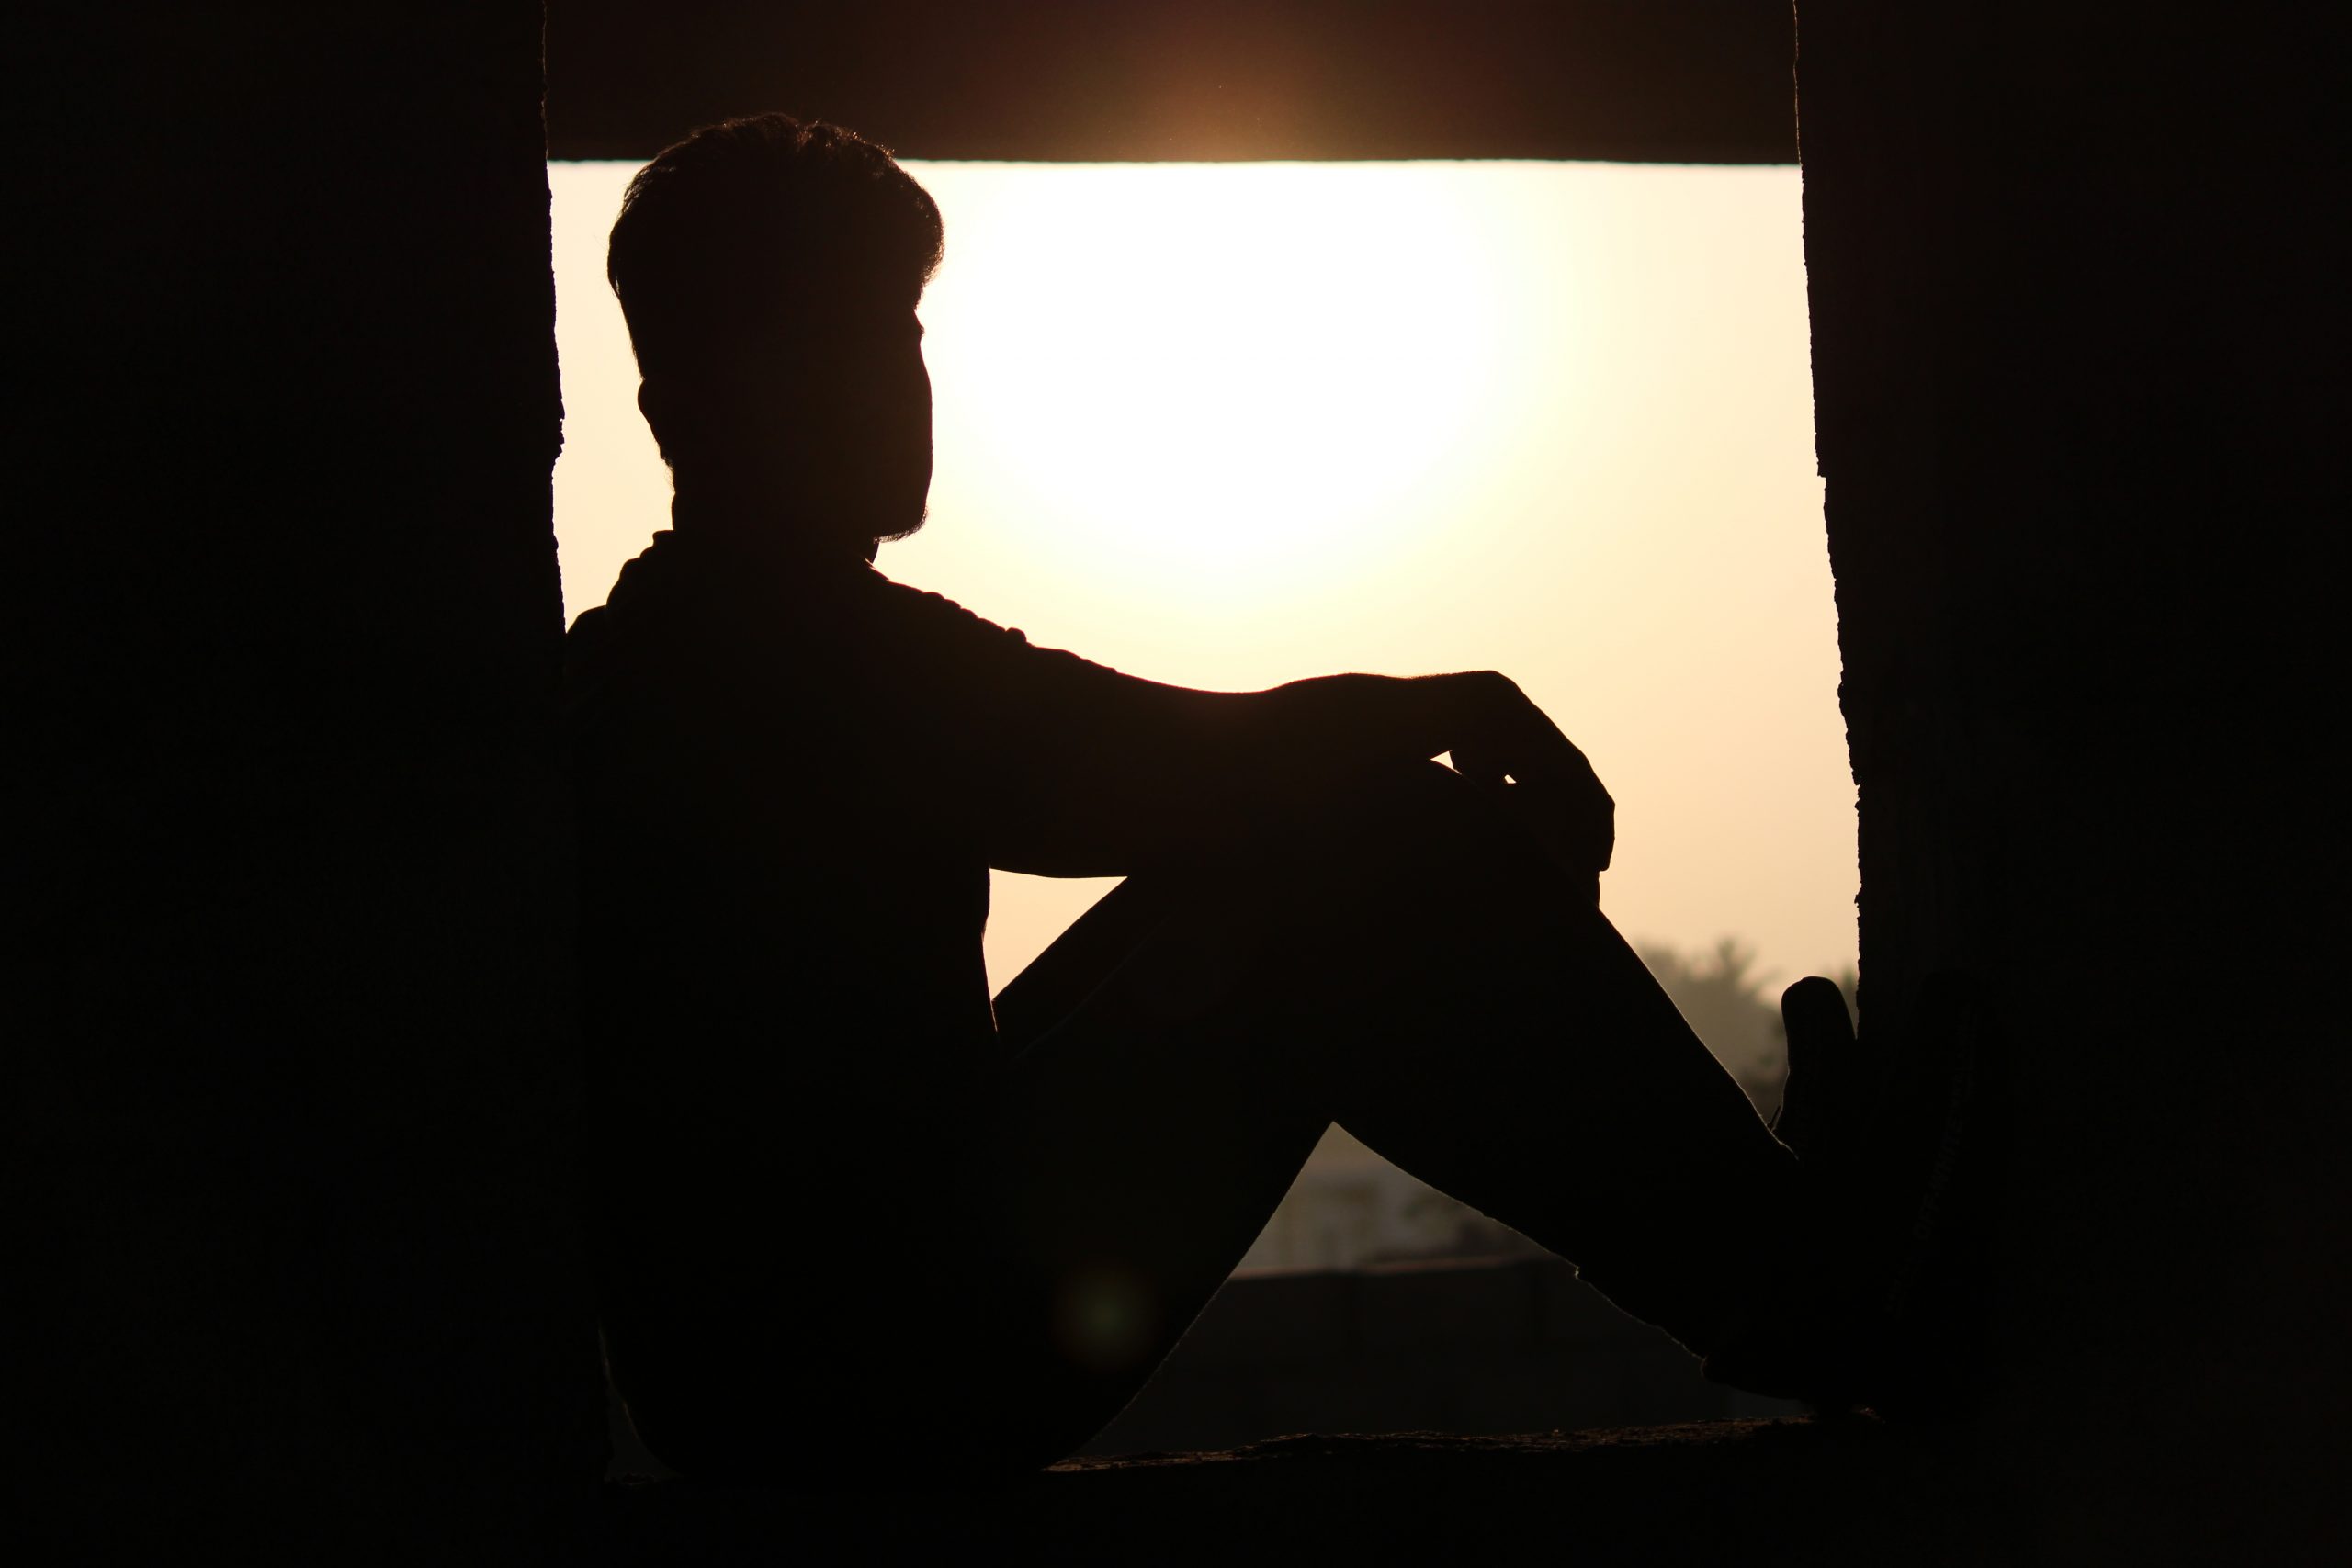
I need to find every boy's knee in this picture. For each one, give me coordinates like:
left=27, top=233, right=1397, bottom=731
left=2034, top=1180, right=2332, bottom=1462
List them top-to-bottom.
left=1263, top=761, right=1547, bottom=912
left=1308, top=761, right=1510, bottom=862
left=1142, top=762, right=1560, bottom=961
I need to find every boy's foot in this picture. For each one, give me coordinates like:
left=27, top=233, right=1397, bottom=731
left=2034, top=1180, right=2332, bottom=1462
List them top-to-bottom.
left=1703, top=972, right=2003, bottom=1418
left=1694, top=975, right=1878, bottom=1407
left=1770, top=975, right=1871, bottom=1164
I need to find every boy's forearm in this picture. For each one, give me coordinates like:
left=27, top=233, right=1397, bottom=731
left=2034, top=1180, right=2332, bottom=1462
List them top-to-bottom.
left=1218, top=670, right=1512, bottom=785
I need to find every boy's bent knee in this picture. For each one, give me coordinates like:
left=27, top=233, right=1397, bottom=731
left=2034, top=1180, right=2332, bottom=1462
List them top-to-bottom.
left=1241, top=761, right=1564, bottom=920
left=1295, top=761, right=1524, bottom=873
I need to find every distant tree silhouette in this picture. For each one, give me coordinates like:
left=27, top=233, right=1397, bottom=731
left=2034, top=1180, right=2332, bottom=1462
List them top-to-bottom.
left=1638, top=939, right=1794, bottom=1120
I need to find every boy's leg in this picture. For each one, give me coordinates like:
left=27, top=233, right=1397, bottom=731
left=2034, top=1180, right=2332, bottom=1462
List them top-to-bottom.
left=954, top=763, right=1811, bottom=1464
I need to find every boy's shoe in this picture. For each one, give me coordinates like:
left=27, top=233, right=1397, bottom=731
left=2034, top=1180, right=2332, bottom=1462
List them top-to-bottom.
left=1703, top=971, right=2003, bottom=1419
left=1770, top=975, right=1871, bottom=1164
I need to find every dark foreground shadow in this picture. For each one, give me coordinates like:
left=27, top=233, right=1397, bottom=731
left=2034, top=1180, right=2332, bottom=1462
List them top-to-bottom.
left=600, top=1418, right=1999, bottom=1565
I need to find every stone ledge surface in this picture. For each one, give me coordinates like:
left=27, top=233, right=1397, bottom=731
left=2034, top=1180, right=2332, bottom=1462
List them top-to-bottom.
left=604, top=1417, right=2001, bottom=1564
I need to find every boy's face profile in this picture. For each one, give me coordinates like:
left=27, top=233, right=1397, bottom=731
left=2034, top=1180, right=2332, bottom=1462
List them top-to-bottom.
left=647, top=297, right=933, bottom=551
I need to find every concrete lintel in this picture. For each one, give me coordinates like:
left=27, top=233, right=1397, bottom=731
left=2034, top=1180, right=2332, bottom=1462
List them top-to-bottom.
left=548, top=0, right=1796, bottom=164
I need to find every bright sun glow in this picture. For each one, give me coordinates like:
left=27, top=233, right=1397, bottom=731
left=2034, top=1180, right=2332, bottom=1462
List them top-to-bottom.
left=550, top=160, right=1856, bottom=997
left=921, top=166, right=1504, bottom=610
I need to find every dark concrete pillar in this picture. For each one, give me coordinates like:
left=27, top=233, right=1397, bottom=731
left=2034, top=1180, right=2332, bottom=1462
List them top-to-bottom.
left=6, top=0, right=603, bottom=1524
left=1798, top=3, right=2346, bottom=1550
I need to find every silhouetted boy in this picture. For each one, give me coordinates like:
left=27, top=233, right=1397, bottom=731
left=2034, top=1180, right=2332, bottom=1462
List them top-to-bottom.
left=567, top=115, right=1937, bottom=1478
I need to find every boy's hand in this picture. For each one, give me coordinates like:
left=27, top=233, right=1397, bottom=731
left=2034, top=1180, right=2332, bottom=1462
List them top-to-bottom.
left=1450, top=673, right=1614, bottom=894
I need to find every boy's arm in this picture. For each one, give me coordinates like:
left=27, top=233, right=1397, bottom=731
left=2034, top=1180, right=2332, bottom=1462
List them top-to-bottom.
left=984, top=667, right=1613, bottom=885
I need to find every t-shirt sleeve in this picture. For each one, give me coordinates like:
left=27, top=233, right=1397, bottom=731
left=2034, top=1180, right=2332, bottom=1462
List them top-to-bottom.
left=862, top=576, right=1185, bottom=867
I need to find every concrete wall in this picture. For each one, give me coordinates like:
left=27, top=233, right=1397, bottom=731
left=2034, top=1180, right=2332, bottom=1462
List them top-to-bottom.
left=6, top=3, right=604, bottom=1520
left=1797, top=3, right=2347, bottom=1548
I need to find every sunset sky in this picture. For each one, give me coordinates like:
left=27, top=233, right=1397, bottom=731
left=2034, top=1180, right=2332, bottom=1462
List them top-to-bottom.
left=548, top=159, right=1856, bottom=999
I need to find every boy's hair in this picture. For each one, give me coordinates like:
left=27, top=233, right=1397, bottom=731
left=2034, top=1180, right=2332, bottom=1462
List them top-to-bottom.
left=606, top=115, right=944, bottom=377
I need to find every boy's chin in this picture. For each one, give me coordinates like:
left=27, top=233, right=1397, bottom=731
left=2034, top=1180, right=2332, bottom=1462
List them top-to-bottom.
left=870, top=504, right=930, bottom=547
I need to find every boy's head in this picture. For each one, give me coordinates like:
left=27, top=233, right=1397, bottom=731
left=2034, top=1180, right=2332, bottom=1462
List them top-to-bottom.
left=608, top=116, right=944, bottom=550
